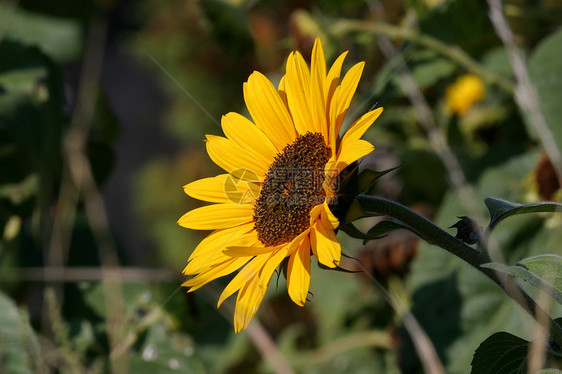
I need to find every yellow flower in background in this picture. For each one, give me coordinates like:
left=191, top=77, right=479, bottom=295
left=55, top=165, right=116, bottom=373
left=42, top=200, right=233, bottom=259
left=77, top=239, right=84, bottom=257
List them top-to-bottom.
left=178, top=38, right=383, bottom=332
left=445, top=74, right=485, bottom=116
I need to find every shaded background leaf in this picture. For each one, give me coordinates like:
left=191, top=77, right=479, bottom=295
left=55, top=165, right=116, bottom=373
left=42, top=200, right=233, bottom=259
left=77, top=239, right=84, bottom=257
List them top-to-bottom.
left=470, top=331, right=528, bottom=374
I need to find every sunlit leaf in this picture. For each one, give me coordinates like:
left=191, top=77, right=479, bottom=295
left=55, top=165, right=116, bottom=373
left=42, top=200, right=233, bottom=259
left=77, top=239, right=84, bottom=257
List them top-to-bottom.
left=0, top=3, right=81, bottom=62
left=529, top=28, right=562, bottom=154
left=409, top=56, right=456, bottom=89
left=485, top=197, right=562, bottom=231
left=482, top=255, right=562, bottom=305
left=82, top=282, right=154, bottom=318
left=0, top=291, right=40, bottom=374
left=129, top=323, right=206, bottom=374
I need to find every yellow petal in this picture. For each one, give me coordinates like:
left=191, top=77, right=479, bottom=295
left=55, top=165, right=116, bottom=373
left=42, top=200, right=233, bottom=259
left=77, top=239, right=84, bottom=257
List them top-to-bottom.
left=310, top=38, right=328, bottom=136
left=285, top=51, right=314, bottom=135
left=325, top=51, right=348, bottom=104
left=325, top=52, right=348, bottom=149
left=334, top=62, right=365, bottom=135
left=243, top=72, right=296, bottom=151
left=278, top=75, right=289, bottom=110
left=328, top=85, right=343, bottom=151
left=340, top=107, right=383, bottom=145
left=221, top=112, right=278, bottom=164
left=206, top=135, right=268, bottom=180
left=335, top=139, right=374, bottom=172
left=184, top=174, right=259, bottom=204
left=320, top=201, right=339, bottom=229
left=178, top=203, right=254, bottom=230
left=309, top=204, right=324, bottom=224
left=310, top=219, right=341, bottom=268
left=184, top=224, right=257, bottom=275
left=287, top=228, right=312, bottom=256
left=287, top=236, right=311, bottom=306
left=223, top=245, right=276, bottom=257
left=260, top=246, right=289, bottom=280
left=233, top=247, right=289, bottom=332
left=217, top=254, right=268, bottom=308
left=183, top=256, right=252, bottom=292
left=234, top=275, right=262, bottom=333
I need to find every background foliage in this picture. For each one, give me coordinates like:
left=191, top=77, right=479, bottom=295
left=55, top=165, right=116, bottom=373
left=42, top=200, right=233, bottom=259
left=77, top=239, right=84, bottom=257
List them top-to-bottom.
left=1, top=0, right=561, bottom=373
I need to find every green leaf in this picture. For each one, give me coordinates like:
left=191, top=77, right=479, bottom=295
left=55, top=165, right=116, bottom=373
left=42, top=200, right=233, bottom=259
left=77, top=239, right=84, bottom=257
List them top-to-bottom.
left=419, top=0, right=499, bottom=55
left=0, top=3, right=81, bottom=62
left=529, top=28, right=562, bottom=154
left=0, top=39, right=66, bottom=194
left=409, top=55, right=456, bottom=90
left=399, top=149, right=448, bottom=205
left=407, top=152, right=550, bottom=373
left=357, top=166, right=400, bottom=195
left=0, top=174, right=38, bottom=204
left=484, top=198, right=562, bottom=231
left=344, top=200, right=371, bottom=222
left=338, top=222, right=382, bottom=242
left=482, top=255, right=562, bottom=305
left=82, top=282, right=154, bottom=318
left=0, top=291, right=41, bottom=374
left=129, top=323, right=206, bottom=374
left=470, top=332, right=529, bottom=374
left=538, top=370, right=562, bottom=374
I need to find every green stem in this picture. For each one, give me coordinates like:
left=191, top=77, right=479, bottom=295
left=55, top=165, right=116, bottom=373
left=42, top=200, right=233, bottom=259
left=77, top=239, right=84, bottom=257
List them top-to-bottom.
left=330, top=19, right=514, bottom=93
left=355, top=194, right=562, bottom=349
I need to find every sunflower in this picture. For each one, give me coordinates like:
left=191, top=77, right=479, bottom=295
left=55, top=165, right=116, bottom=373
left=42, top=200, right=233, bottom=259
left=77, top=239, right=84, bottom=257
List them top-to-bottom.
left=179, top=38, right=383, bottom=332
left=445, top=74, right=485, bottom=116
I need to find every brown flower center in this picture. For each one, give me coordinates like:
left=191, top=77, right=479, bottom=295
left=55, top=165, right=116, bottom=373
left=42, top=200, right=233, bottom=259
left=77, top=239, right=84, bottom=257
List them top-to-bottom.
left=253, top=132, right=332, bottom=247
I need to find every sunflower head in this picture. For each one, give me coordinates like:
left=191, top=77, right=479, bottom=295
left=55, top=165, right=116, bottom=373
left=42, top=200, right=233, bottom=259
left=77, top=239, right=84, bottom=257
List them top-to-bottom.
left=178, top=38, right=383, bottom=332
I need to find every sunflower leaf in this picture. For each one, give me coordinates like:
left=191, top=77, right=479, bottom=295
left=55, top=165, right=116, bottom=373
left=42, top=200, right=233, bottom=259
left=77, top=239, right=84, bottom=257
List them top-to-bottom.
left=529, top=28, right=562, bottom=154
left=357, top=165, right=400, bottom=195
left=485, top=197, right=562, bottom=232
left=344, top=200, right=373, bottom=222
left=338, top=222, right=383, bottom=242
left=482, top=255, right=562, bottom=305
left=317, top=262, right=361, bottom=274
left=0, top=291, right=41, bottom=374
left=470, top=331, right=529, bottom=374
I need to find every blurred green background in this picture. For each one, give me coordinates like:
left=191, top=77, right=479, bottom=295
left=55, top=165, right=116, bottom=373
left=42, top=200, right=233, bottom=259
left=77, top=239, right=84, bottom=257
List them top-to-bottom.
left=1, top=0, right=562, bottom=373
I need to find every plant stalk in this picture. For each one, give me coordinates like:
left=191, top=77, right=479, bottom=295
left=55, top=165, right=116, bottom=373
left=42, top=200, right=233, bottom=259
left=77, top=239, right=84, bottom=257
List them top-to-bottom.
left=330, top=19, right=514, bottom=93
left=355, top=194, right=562, bottom=349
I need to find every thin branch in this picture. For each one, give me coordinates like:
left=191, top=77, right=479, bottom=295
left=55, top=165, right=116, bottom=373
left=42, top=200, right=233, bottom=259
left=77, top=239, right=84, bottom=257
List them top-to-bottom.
left=358, top=0, right=487, bottom=227
left=486, top=0, right=562, bottom=185
left=53, top=15, right=129, bottom=372
left=329, top=18, right=514, bottom=92
left=352, top=258, right=446, bottom=374
left=2, top=267, right=178, bottom=282
left=203, top=286, right=295, bottom=374
left=304, top=330, right=392, bottom=365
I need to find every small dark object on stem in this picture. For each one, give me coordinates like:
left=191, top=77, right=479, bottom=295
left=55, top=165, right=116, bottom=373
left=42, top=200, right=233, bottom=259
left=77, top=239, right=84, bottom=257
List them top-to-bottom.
left=450, top=216, right=482, bottom=245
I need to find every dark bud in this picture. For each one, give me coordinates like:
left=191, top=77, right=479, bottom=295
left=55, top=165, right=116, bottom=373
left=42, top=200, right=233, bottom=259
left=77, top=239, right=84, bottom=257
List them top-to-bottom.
left=450, top=216, right=482, bottom=245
